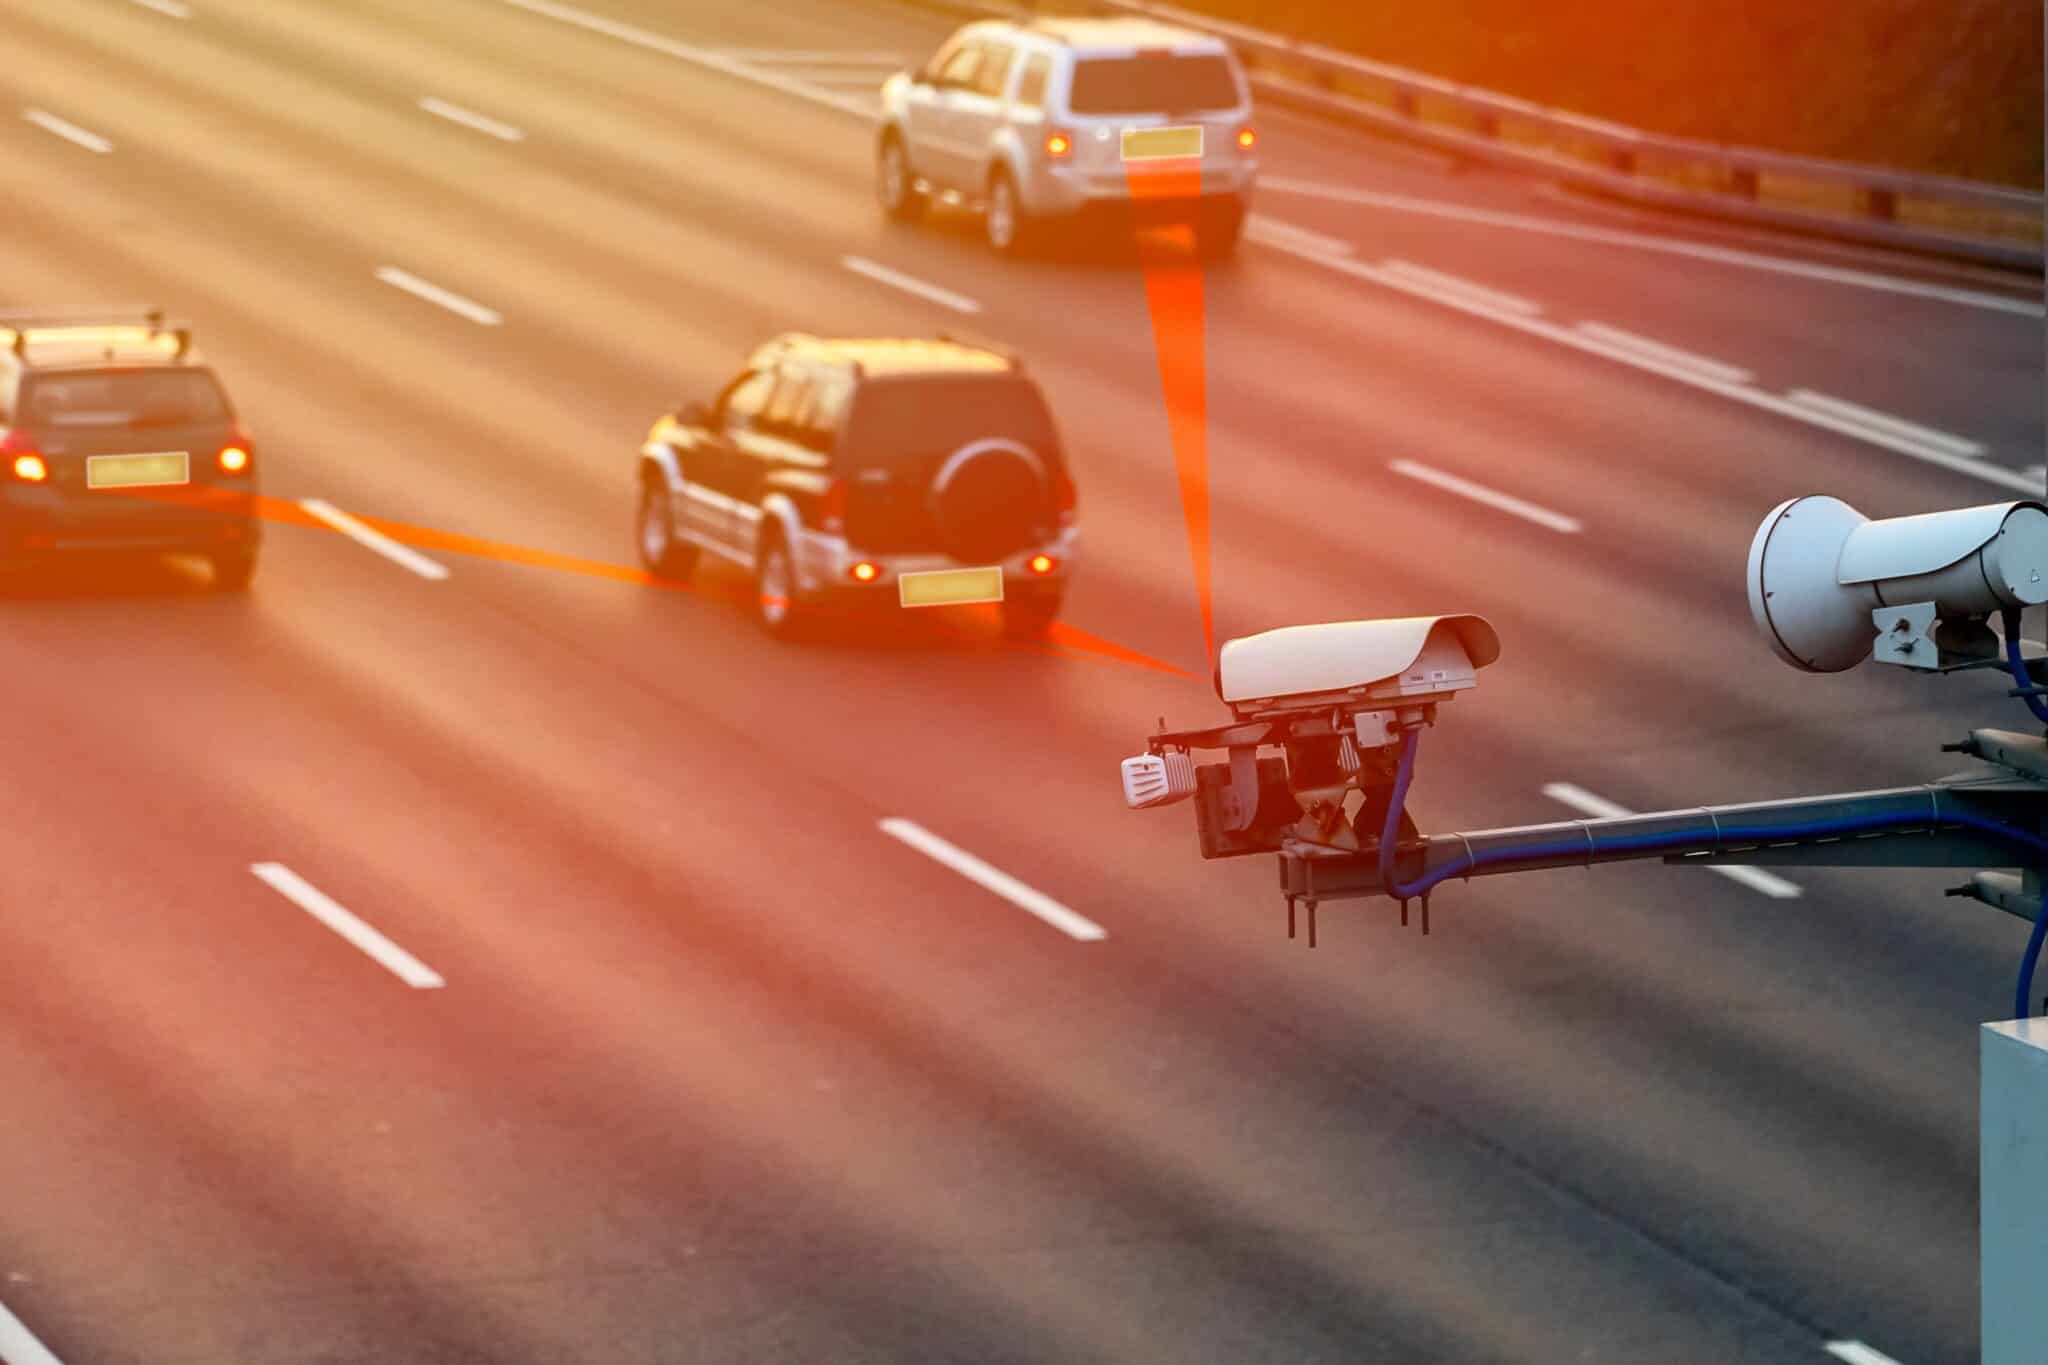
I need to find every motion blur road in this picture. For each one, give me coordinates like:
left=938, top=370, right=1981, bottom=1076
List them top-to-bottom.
left=1, top=1, right=2042, bottom=1362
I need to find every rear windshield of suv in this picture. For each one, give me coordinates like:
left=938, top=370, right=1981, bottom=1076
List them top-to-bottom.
left=1066, top=52, right=1240, bottom=115
left=21, top=369, right=231, bottom=428
left=841, top=375, right=1062, bottom=468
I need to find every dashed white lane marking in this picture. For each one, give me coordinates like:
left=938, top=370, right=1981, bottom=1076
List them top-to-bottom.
left=127, top=0, right=192, bottom=16
left=492, top=0, right=876, bottom=121
left=418, top=96, right=525, bottom=142
left=22, top=109, right=112, bottom=155
left=1256, top=176, right=2045, bottom=318
left=1244, top=215, right=1353, bottom=257
left=1247, top=234, right=2039, bottom=493
left=841, top=255, right=981, bottom=315
left=1379, top=259, right=1541, bottom=316
left=373, top=266, right=502, bottom=326
left=1573, top=322, right=1754, bottom=386
left=1783, top=390, right=1985, bottom=458
left=1390, top=459, right=1582, bottom=534
left=299, top=498, right=451, bottom=580
left=1542, top=783, right=1803, bottom=899
left=878, top=818, right=1107, bottom=942
left=251, top=863, right=446, bottom=989
left=0, top=1298, right=65, bottom=1365
left=1824, top=1342, right=1904, bottom=1365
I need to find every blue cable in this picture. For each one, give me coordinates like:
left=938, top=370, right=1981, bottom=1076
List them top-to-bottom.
left=2000, top=606, right=2048, bottom=1015
left=2001, top=606, right=2048, bottom=728
left=1373, top=725, right=2048, bottom=1015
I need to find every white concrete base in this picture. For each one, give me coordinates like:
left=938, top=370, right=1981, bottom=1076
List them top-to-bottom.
left=1982, top=1017, right=2048, bottom=1364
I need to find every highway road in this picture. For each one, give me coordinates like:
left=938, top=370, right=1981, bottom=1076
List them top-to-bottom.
left=0, top=1, right=2041, bottom=1361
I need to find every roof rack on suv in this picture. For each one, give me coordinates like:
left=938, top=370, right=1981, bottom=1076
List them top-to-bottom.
left=0, top=306, right=192, bottom=360
left=935, top=329, right=1024, bottom=370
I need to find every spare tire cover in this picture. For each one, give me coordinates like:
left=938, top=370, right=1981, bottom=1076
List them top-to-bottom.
left=930, top=438, right=1048, bottom=564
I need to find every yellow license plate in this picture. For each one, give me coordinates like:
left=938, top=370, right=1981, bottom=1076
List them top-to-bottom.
left=1120, top=125, right=1204, bottom=161
left=86, top=451, right=190, bottom=489
left=898, top=566, right=1005, bottom=608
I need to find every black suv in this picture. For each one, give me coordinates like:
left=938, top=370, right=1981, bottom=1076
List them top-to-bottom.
left=0, top=309, right=260, bottom=589
left=635, top=333, right=1077, bottom=639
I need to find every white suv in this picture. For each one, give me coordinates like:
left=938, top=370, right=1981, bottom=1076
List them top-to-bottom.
left=876, top=18, right=1259, bottom=258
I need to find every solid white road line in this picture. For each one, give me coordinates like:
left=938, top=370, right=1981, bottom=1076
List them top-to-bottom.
left=128, top=0, right=192, bottom=16
left=493, top=0, right=877, bottom=121
left=418, top=96, right=525, bottom=142
left=22, top=109, right=112, bottom=155
left=1256, top=176, right=2045, bottom=318
left=1244, top=215, right=1354, bottom=257
left=1247, top=234, right=2041, bottom=493
left=841, top=256, right=981, bottom=315
left=1379, top=260, right=1541, bottom=316
left=373, top=266, right=502, bottom=326
left=1573, top=322, right=1754, bottom=386
left=1784, top=390, right=1984, bottom=457
left=1389, top=459, right=1582, bottom=534
left=299, top=498, right=451, bottom=580
left=1542, top=783, right=1802, bottom=899
left=878, top=818, right=1107, bottom=942
left=251, top=863, right=445, bottom=989
left=0, top=1300, right=65, bottom=1365
left=1824, top=1342, right=1904, bottom=1365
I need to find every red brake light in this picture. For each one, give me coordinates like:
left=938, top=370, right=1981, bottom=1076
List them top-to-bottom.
left=1236, top=125, right=1257, bottom=150
left=1044, top=129, right=1073, bottom=159
left=215, top=424, right=254, bottom=475
left=2, top=430, right=44, bottom=482
left=821, top=478, right=848, bottom=532
left=1028, top=553, right=1056, bottom=576
left=849, top=560, right=880, bottom=583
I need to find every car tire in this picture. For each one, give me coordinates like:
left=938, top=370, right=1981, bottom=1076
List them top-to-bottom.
left=877, top=132, right=925, bottom=223
left=984, top=169, right=1036, bottom=257
left=1196, top=198, right=1245, bottom=260
left=638, top=472, right=699, bottom=581
left=753, top=531, right=806, bottom=640
left=211, top=550, right=257, bottom=592
left=1000, top=588, right=1062, bottom=640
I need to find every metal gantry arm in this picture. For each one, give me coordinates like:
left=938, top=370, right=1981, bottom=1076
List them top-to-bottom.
left=1277, top=729, right=2048, bottom=934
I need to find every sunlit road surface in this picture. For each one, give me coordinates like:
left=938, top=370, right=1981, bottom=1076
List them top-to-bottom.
left=0, top=0, right=2039, bottom=1361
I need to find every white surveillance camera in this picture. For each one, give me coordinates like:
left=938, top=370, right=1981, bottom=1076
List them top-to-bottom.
left=1747, top=497, right=2048, bottom=673
left=1217, top=615, right=1501, bottom=720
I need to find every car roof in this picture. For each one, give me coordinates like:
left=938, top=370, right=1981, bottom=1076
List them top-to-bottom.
left=1007, top=17, right=1230, bottom=56
left=1, top=313, right=201, bottom=372
left=762, top=334, right=1020, bottom=378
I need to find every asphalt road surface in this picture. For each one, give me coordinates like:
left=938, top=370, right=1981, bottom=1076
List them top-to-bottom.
left=0, top=1, right=2042, bottom=1362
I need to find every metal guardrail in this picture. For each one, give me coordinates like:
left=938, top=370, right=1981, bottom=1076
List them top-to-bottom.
left=903, top=0, right=2046, bottom=270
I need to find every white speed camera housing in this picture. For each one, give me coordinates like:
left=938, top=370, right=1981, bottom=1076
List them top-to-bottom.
left=1748, top=497, right=2048, bottom=672
left=1218, top=615, right=1502, bottom=719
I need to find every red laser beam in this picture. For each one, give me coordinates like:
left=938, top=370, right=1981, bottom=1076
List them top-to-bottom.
left=1125, top=156, right=1214, bottom=668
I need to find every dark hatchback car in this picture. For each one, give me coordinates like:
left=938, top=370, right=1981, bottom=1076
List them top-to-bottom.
left=0, top=311, right=260, bottom=589
left=636, top=333, right=1077, bottom=639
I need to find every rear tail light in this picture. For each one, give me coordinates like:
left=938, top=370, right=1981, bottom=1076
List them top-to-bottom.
left=1235, top=125, right=1257, bottom=151
left=1044, top=128, right=1074, bottom=159
left=216, top=424, right=253, bottom=475
left=1, top=430, right=44, bottom=482
left=820, top=478, right=848, bottom=532
left=1028, top=553, right=1056, bottom=576
left=848, top=560, right=880, bottom=583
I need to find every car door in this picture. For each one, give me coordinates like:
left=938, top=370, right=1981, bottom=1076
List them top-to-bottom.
left=921, top=40, right=986, bottom=188
left=951, top=40, right=1017, bottom=191
left=726, top=360, right=813, bottom=551
left=689, top=366, right=773, bottom=548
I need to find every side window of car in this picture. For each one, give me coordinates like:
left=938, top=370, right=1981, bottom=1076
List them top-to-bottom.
left=935, top=42, right=981, bottom=91
left=969, top=42, right=1015, bottom=99
left=1012, top=53, right=1051, bottom=110
left=758, top=364, right=813, bottom=443
left=801, top=367, right=855, bottom=454
left=716, top=368, right=774, bottom=432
